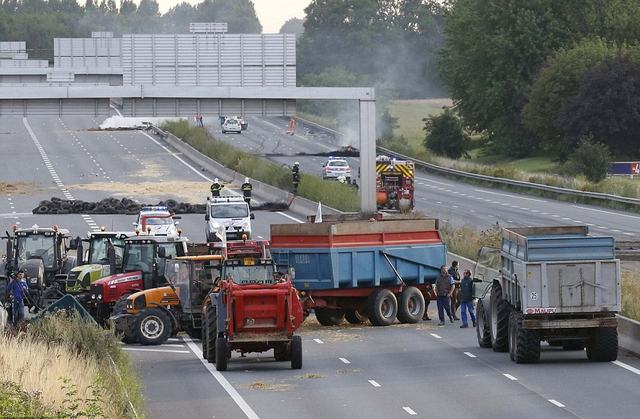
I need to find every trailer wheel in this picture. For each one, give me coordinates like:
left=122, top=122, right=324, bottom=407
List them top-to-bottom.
left=490, top=282, right=510, bottom=352
left=396, top=287, right=425, bottom=324
left=367, top=289, right=398, bottom=326
left=476, top=300, right=492, bottom=348
left=204, top=304, right=217, bottom=363
left=133, top=307, right=172, bottom=346
left=314, top=308, right=345, bottom=326
left=345, top=310, right=368, bottom=324
left=508, top=311, right=517, bottom=361
left=512, top=312, right=540, bottom=364
left=586, top=327, right=618, bottom=362
left=291, top=336, right=302, bottom=369
left=215, top=337, right=228, bottom=371
left=274, top=346, right=290, bottom=362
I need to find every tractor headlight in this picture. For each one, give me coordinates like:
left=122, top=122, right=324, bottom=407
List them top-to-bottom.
left=133, top=295, right=146, bottom=310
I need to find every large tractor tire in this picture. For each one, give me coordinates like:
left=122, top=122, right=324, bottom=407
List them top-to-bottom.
left=0, top=278, right=7, bottom=305
left=490, top=282, right=510, bottom=352
left=39, top=285, right=65, bottom=309
left=396, top=287, right=425, bottom=324
left=367, top=289, right=398, bottom=326
left=112, top=293, right=136, bottom=344
left=476, top=299, right=492, bottom=348
left=204, top=304, right=217, bottom=363
left=133, top=307, right=172, bottom=346
left=314, top=308, right=345, bottom=326
left=345, top=310, right=368, bottom=324
left=508, top=311, right=517, bottom=361
left=511, top=312, right=540, bottom=364
left=183, top=324, right=202, bottom=340
left=586, top=327, right=618, bottom=362
left=291, top=335, right=302, bottom=370
left=215, top=337, right=229, bottom=371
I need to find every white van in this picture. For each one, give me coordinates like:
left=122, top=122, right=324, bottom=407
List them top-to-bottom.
left=205, top=196, right=254, bottom=241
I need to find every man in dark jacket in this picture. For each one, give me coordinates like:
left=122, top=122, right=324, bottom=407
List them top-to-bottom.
left=241, top=177, right=252, bottom=205
left=210, top=178, right=224, bottom=197
left=448, top=261, right=461, bottom=320
left=434, top=265, right=455, bottom=326
left=459, top=269, right=478, bottom=328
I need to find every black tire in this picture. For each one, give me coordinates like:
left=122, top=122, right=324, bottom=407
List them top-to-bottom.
left=37, top=205, right=48, bottom=214
left=0, top=278, right=8, bottom=305
left=490, top=282, right=510, bottom=352
left=39, top=285, right=65, bottom=309
left=396, top=287, right=425, bottom=324
left=367, top=289, right=398, bottom=326
left=476, top=300, right=492, bottom=348
left=204, top=304, right=217, bottom=363
left=133, top=307, right=172, bottom=346
left=314, top=308, right=345, bottom=326
left=345, top=310, right=368, bottom=324
left=508, top=311, right=517, bottom=361
left=512, top=312, right=540, bottom=364
left=201, top=320, right=207, bottom=359
left=183, top=324, right=202, bottom=340
left=586, top=327, right=618, bottom=362
left=291, top=335, right=302, bottom=370
left=215, top=337, right=228, bottom=371
left=562, top=340, right=586, bottom=351
left=274, top=346, right=290, bottom=362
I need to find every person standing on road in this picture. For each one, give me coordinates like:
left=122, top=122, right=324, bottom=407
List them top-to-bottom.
left=292, top=162, right=301, bottom=194
left=241, top=177, right=253, bottom=206
left=210, top=178, right=224, bottom=197
left=449, top=261, right=461, bottom=320
left=435, top=265, right=455, bottom=326
left=6, top=269, right=28, bottom=326
left=459, top=269, right=477, bottom=328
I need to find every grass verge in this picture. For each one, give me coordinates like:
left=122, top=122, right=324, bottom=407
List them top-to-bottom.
left=161, top=119, right=360, bottom=212
left=0, top=311, right=145, bottom=418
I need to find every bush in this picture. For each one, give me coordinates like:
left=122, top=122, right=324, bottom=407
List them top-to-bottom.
left=423, top=108, right=470, bottom=159
left=566, top=136, right=612, bottom=182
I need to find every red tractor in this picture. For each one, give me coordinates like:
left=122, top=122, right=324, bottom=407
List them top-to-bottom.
left=202, top=240, right=305, bottom=370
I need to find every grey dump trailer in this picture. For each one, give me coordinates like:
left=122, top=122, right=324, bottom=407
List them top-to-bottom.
left=474, top=225, right=620, bottom=363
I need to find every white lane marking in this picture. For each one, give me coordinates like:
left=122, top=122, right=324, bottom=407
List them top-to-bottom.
left=417, top=177, right=454, bottom=186
left=474, top=189, right=546, bottom=202
left=571, top=205, right=640, bottom=221
left=276, top=211, right=304, bottom=223
left=0, top=213, right=32, bottom=218
left=623, top=232, right=636, bottom=236
left=430, top=333, right=442, bottom=339
left=184, top=338, right=260, bottom=419
left=314, top=338, right=324, bottom=344
left=122, top=348, right=190, bottom=354
left=464, top=352, right=476, bottom=358
left=339, top=358, right=351, bottom=364
left=613, top=360, right=640, bottom=375
left=503, top=374, right=518, bottom=381
left=368, top=380, right=381, bottom=387
left=549, top=400, right=565, bottom=408
left=403, top=407, right=417, bottom=415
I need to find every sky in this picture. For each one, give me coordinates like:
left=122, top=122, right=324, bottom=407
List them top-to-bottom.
left=156, top=0, right=311, bottom=34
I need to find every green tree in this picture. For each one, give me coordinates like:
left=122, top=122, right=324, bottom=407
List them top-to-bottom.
left=120, top=0, right=137, bottom=15
left=137, top=0, right=159, bottom=17
left=196, top=0, right=262, bottom=34
left=438, top=0, right=640, bottom=158
left=162, top=2, right=197, bottom=33
left=279, top=17, right=304, bottom=36
left=522, top=38, right=616, bottom=157
left=558, top=54, right=640, bottom=156
left=423, top=108, right=470, bottom=159
left=567, top=136, right=612, bottom=182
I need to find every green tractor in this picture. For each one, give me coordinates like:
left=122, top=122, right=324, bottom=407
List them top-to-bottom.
left=39, top=229, right=132, bottom=309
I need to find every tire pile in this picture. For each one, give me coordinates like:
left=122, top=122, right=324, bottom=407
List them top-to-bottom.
left=32, top=197, right=207, bottom=215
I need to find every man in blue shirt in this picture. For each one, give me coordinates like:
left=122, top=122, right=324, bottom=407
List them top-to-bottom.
left=6, top=269, right=28, bottom=326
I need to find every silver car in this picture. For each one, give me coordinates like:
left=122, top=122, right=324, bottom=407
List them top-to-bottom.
left=222, top=118, right=242, bottom=134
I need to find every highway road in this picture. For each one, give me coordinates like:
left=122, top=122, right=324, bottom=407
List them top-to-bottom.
left=2, top=115, right=640, bottom=419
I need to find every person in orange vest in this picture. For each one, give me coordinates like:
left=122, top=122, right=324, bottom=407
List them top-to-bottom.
left=286, top=117, right=295, bottom=135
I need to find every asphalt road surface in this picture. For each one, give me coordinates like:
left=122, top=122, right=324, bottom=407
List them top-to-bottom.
left=2, top=115, right=640, bottom=419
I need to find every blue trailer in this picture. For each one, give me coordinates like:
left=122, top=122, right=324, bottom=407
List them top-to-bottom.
left=270, top=219, right=447, bottom=326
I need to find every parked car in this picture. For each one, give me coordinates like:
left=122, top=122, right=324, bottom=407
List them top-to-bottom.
left=222, top=118, right=242, bottom=134
left=322, top=157, right=351, bottom=181
left=133, top=206, right=180, bottom=236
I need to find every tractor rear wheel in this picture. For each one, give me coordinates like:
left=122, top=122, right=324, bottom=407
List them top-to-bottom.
left=490, top=282, right=510, bottom=352
left=39, top=285, right=65, bottom=309
left=367, top=289, right=398, bottom=326
left=112, top=293, right=136, bottom=343
left=476, top=299, right=491, bottom=348
left=133, top=308, right=172, bottom=346
left=586, top=327, right=618, bottom=362
left=291, top=336, right=302, bottom=369
left=215, top=337, right=228, bottom=371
